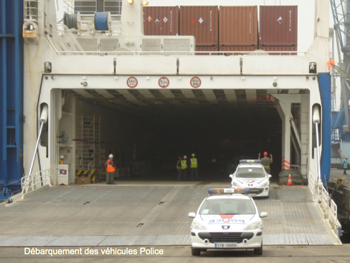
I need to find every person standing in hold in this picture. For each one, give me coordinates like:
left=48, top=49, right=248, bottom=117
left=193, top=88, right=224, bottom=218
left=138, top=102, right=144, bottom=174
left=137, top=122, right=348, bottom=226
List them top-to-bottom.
left=258, top=152, right=273, bottom=174
left=190, top=153, right=198, bottom=180
left=106, top=154, right=116, bottom=184
left=59, top=155, right=64, bottom=164
left=181, top=155, right=188, bottom=180
left=176, top=156, right=182, bottom=181
left=343, top=156, right=348, bottom=175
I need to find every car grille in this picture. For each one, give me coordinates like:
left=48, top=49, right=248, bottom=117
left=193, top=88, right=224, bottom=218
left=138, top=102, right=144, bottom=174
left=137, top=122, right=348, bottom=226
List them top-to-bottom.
left=249, top=188, right=264, bottom=194
left=198, top=232, right=254, bottom=243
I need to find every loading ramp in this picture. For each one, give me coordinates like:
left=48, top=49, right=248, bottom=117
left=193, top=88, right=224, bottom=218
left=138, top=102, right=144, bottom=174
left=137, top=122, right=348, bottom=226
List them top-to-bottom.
left=0, top=183, right=338, bottom=246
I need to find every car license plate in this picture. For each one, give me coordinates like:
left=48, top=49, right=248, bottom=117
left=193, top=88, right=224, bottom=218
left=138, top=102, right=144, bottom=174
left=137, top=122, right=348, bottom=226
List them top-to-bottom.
left=215, top=243, right=237, bottom=248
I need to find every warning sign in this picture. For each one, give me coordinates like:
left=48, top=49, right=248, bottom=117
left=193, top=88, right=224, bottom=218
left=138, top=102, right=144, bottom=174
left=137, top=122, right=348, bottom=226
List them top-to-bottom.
left=147, top=16, right=152, bottom=22
left=163, top=17, right=168, bottom=23
left=199, top=18, right=204, bottom=24
left=155, top=19, right=160, bottom=24
left=127, top=77, right=138, bottom=88
left=158, top=77, right=170, bottom=88
left=190, top=77, right=201, bottom=88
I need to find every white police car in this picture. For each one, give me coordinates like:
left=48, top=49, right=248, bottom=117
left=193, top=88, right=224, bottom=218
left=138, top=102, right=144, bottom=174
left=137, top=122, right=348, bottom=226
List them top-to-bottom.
left=230, top=160, right=271, bottom=197
left=188, top=188, right=268, bottom=256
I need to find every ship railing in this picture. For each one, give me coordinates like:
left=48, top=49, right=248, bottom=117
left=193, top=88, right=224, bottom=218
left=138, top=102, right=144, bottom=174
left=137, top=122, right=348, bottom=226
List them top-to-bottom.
left=57, top=24, right=86, bottom=55
left=49, top=50, right=307, bottom=56
left=21, top=169, right=51, bottom=198
left=308, top=170, right=317, bottom=197
left=309, top=170, right=341, bottom=240
left=320, top=185, right=341, bottom=233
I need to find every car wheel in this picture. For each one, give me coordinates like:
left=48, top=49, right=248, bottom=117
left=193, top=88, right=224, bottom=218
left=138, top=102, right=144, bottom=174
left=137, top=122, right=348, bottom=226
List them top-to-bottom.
left=254, top=244, right=263, bottom=255
left=191, top=247, right=201, bottom=256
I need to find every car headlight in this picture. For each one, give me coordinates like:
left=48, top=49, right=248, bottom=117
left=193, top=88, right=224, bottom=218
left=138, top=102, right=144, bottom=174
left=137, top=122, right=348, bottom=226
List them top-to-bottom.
left=261, top=181, right=269, bottom=187
left=191, top=221, right=207, bottom=230
left=244, top=221, right=262, bottom=230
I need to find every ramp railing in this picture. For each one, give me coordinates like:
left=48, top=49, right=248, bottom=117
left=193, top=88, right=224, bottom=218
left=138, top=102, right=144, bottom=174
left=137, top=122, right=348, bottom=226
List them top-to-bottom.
left=21, top=169, right=51, bottom=198
left=309, top=169, right=341, bottom=240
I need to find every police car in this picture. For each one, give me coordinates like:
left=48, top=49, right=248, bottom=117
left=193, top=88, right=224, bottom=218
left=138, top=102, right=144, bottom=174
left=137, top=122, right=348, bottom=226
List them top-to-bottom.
left=230, top=160, right=271, bottom=197
left=188, top=188, right=268, bottom=256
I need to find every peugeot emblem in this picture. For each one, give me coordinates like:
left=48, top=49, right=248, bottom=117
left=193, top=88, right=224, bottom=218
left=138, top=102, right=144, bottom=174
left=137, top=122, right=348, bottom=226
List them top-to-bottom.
left=222, top=225, right=230, bottom=230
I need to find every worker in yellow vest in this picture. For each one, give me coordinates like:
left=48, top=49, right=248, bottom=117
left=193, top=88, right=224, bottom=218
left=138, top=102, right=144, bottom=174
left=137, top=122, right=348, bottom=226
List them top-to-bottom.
left=190, top=153, right=198, bottom=180
left=105, top=154, right=116, bottom=184
left=59, top=155, right=64, bottom=164
left=181, top=155, right=188, bottom=180
left=176, top=156, right=182, bottom=181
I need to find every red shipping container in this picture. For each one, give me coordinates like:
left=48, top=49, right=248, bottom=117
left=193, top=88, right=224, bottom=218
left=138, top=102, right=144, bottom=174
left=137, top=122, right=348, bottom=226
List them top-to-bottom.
left=143, top=6, right=179, bottom=35
left=180, top=6, right=219, bottom=46
left=219, top=6, right=258, bottom=47
left=259, top=6, right=298, bottom=47
left=196, top=46, right=218, bottom=55
left=219, top=46, right=257, bottom=55
left=260, top=46, right=297, bottom=55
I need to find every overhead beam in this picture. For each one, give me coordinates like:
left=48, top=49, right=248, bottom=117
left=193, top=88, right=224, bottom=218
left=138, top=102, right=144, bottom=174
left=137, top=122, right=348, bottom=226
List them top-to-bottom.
left=94, top=89, right=115, bottom=99
left=202, top=89, right=217, bottom=103
left=245, top=89, right=257, bottom=103
left=73, top=90, right=95, bottom=99
left=117, top=90, right=146, bottom=106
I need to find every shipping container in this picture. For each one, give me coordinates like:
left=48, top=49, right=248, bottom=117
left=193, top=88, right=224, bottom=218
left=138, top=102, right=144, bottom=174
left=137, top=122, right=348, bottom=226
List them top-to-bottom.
left=143, top=6, right=179, bottom=35
left=180, top=6, right=219, bottom=46
left=219, top=6, right=258, bottom=47
left=259, top=6, right=298, bottom=47
left=196, top=46, right=218, bottom=55
left=219, top=46, right=257, bottom=55
left=260, top=46, right=297, bottom=55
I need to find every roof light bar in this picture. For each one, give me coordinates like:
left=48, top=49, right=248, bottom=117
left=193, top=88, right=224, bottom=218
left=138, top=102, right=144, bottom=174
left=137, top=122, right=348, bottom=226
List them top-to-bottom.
left=239, top=159, right=262, bottom=164
left=208, top=188, right=251, bottom=194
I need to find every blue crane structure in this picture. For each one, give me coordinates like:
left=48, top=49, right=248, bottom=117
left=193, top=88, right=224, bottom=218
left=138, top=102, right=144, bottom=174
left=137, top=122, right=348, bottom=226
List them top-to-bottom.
left=0, top=0, right=24, bottom=198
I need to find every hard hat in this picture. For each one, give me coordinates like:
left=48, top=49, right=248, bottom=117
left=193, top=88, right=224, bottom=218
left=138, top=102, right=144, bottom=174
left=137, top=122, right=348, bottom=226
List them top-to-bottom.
left=264, top=152, right=268, bottom=156
left=192, top=153, right=195, bottom=157
left=109, top=154, right=114, bottom=158
left=60, top=155, right=64, bottom=159
left=183, top=155, right=187, bottom=159
left=178, top=156, right=182, bottom=160
left=346, top=156, right=348, bottom=159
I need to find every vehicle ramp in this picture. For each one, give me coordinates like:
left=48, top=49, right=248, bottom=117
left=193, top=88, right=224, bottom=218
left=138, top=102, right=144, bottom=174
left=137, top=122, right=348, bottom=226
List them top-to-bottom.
left=0, top=183, right=339, bottom=246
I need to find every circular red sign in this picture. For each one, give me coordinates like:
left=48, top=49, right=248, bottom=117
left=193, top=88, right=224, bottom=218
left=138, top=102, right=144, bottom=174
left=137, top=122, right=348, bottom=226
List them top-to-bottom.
left=127, top=77, right=138, bottom=88
left=158, top=77, right=170, bottom=88
left=190, top=77, right=201, bottom=88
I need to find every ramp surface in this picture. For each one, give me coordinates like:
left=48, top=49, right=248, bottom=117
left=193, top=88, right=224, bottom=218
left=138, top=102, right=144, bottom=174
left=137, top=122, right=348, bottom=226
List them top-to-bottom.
left=0, top=183, right=335, bottom=246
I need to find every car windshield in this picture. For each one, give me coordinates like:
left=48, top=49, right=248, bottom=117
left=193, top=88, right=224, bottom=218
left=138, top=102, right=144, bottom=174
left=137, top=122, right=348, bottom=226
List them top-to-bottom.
left=236, top=167, right=265, bottom=178
left=199, top=199, right=256, bottom=215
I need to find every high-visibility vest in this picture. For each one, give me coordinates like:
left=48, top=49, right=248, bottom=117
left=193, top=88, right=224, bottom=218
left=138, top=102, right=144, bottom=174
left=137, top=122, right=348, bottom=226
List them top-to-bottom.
left=190, top=158, right=198, bottom=168
left=106, top=159, right=116, bottom=172
left=343, top=159, right=348, bottom=169
left=176, top=160, right=181, bottom=170
left=181, top=160, right=187, bottom=169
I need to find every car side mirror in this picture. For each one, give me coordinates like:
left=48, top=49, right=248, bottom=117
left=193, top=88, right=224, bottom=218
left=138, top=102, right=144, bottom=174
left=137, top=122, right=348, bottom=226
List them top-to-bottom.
left=229, top=174, right=233, bottom=178
left=268, top=174, right=272, bottom=179
left=188, top=212, right=196, bottom=218
left=260, top=212, right=268, bottom=218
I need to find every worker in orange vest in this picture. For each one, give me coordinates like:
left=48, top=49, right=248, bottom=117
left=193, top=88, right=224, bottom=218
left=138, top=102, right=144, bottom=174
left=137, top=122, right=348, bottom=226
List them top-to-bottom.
left=106, top=154, right=116, bottom=184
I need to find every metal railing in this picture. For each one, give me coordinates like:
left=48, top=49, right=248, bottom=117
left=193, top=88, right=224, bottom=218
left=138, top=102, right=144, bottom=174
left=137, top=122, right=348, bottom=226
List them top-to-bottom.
left=57, top=24, right=86, bottom=55
left=47, top=50, right=307, bottom=56
left=21, top=169, right=51, bottom=197
left=309, top=169, right=341, bottom=239
left=308, top=170, right=317, bottom=197
left=320, top=185, right=341, bottom=234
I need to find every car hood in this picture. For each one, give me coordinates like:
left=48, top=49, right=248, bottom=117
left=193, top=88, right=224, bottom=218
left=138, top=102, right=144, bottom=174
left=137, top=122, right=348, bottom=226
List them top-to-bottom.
left=233, top=177, right=267, bottom=187
left=197, top=214, right=257, bottom=230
